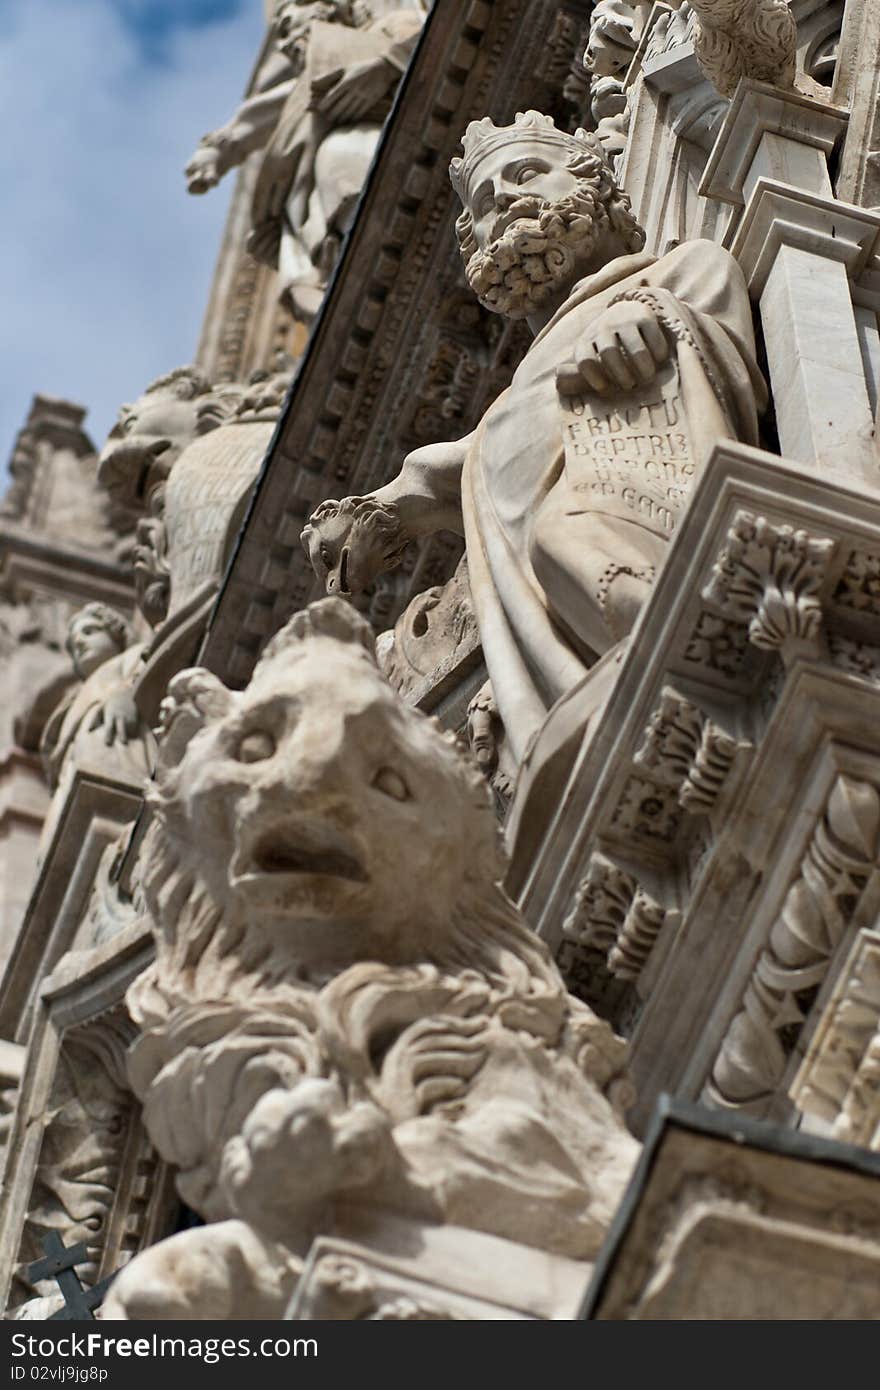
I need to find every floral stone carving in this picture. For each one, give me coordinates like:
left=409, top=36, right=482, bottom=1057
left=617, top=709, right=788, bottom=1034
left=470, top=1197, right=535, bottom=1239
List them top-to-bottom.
left=702, top=510, right=835, bottom=656
left=103, top=598, right=639, bottom=1320
left=634, top=686, right=750, bottom=816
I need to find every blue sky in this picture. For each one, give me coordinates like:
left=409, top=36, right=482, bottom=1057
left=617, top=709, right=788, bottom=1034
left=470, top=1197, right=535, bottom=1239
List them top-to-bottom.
left=0, top=0, right=265, bottom=476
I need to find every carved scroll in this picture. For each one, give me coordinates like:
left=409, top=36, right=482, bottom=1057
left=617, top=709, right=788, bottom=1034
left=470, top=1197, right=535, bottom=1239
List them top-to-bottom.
left=791, top=927, right=880, bottom=1148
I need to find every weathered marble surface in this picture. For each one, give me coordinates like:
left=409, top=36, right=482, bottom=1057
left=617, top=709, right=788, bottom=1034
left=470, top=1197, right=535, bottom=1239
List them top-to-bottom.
left=103, top=597, right=638, bottom=1319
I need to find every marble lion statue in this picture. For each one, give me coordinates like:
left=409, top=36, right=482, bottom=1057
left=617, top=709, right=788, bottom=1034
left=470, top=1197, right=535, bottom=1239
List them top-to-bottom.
left=104, top=598, right=638, bottom=1319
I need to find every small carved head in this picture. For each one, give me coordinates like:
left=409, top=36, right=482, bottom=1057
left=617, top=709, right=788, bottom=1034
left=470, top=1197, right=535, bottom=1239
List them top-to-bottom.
left=273, top=0, right=365, bottom=60
left=449, top=110, right=644, bottom=319
left=97, top=366, right=225, bottom=511
left=301, top=496, right=406, bottom=597
left=66, top=603, right=130, bottom=679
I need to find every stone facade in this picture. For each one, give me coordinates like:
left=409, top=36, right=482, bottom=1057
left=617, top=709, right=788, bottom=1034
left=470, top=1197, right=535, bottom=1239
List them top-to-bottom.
left=2, top=0, right=880, bottom=1322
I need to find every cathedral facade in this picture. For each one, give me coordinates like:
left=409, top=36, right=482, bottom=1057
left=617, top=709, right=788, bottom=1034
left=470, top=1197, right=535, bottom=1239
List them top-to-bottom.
left=2, top=0, right=880, bottom=1320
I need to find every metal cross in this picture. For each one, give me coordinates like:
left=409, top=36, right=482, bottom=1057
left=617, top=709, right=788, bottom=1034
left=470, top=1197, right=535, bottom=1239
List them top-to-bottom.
left=25, top=1232, right=116, bottom=1321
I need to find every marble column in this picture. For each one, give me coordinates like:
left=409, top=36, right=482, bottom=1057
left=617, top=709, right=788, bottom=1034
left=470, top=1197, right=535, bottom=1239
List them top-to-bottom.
left=702, top=79, right=880, bottom=492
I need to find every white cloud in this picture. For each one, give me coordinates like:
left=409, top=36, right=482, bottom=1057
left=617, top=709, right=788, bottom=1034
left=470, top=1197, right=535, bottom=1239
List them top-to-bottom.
left=0, top=0, right=265, bottom=473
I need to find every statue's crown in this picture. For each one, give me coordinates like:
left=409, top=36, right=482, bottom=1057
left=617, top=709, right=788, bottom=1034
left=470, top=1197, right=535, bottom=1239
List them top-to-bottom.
left=449, top=110, right=595, bottom=200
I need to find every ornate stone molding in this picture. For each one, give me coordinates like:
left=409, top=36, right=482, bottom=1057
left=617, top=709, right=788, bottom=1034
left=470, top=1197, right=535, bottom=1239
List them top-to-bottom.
left=634, top=686, right=750, bottom=816
left=709, top=775, right=880, bottom=1110
left=561, top=852, right=669, bottom=984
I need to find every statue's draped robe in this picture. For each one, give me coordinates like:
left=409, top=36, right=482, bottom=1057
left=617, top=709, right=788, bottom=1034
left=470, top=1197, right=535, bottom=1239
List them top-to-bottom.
left=382, top=242, right=765, bottom=762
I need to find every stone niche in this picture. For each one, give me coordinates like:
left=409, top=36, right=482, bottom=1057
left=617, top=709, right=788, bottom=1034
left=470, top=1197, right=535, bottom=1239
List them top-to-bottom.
left=0, top=925, right=177, bottom=1319
left=582, top=1097, right=880, bottom=1320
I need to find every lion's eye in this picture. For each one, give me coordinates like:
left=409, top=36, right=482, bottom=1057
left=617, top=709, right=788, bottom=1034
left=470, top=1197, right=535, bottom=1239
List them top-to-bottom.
left=236, top=731, right=276, bottom=763
left=372, top=767, right=410, bottom=801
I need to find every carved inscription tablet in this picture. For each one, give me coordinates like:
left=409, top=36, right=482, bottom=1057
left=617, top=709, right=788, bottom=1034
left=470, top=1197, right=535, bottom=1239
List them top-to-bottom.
left=559, top=361, right=693, bottom=539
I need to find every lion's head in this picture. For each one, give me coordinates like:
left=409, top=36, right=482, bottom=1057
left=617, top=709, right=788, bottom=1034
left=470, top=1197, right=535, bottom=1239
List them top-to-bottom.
left=133, top=598, right=561, bottom=1016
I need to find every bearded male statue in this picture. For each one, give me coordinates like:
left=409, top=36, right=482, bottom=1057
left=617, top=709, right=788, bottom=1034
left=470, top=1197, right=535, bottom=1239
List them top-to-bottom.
left=303, top=112, right=766, bottom=774
left=103, top=598, right=637, bottom=1320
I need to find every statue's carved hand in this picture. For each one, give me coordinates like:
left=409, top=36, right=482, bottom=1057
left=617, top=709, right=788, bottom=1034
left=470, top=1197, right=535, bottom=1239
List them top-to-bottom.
left=311, top=59, right=394, bottom=123
left=185, top=139, right=222, bottom=194
left=556, top=299, right=670, bottom=396
left=88, top=688, right=140, bottom=747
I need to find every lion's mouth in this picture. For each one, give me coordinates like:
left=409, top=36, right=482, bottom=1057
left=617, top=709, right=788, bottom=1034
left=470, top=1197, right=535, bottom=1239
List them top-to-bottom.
left=246, top=823, right=367, bottom=882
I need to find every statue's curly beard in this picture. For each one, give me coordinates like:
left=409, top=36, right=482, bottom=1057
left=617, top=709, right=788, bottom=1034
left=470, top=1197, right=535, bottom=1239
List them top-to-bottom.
left=465, top=186, right=604, bottom=320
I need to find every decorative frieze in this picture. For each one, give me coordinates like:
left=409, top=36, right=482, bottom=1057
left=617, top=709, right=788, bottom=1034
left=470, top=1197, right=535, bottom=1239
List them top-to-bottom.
left=833, top=548, right=880, bottom=618
left=683, top=609, right=751, bottom=678
left=827, top=632, right=880, bottom=684
left=610, top=776, right=682, bottom=845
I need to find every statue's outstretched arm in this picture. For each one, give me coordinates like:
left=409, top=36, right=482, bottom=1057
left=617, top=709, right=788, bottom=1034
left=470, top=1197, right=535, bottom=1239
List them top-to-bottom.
left=185, top=55, right=296, bottom=193
left=302, top=436, right=469, bottom=597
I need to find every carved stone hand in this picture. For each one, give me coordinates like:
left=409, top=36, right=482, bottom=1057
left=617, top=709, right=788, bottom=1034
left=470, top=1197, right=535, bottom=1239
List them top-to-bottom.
left=311, top=58, right=395, bottom=123
left=185, top=139, right=223, bottom=194
left=556, top=298, right=670, bottom=396
left=89, top=687, right=140, bottom=747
